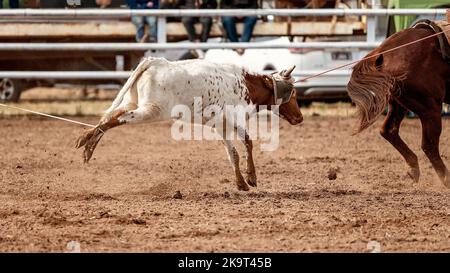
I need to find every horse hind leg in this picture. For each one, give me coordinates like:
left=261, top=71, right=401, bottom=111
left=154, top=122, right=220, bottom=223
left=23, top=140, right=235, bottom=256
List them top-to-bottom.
left=380, top=101, right=420, bottom=182
left=418, top=106, right=450, bottom=188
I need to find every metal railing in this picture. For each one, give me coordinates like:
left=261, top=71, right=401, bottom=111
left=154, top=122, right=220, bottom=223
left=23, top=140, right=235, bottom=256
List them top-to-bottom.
left=0, top=8, right=446, bottom=79
left=0, top=8, right=446, bottom=17
left=0, top=8, right=447, bottom=43
left=0, top=42, right=381, bottom=51
left=0, top=70, right=351, bottom=79
left=0, top=71, right=352, bottom=87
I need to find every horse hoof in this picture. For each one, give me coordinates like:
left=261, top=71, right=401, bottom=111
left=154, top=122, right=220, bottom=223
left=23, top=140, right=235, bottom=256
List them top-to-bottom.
left=407, top=167, right=420, bottom=183
left=443, top=174, right=450, bottom=189
left=246, top=176, right=257, bottom=187
left=444, top=181, right=450, bottom=189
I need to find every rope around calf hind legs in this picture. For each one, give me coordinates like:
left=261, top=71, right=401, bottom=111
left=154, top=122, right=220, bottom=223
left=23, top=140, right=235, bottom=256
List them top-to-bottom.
left=0, top=102, right=104, bottom=132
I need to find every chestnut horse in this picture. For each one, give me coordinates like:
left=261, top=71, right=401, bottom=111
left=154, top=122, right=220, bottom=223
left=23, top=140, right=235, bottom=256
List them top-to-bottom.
left=347, top=25, right=450, bottom=188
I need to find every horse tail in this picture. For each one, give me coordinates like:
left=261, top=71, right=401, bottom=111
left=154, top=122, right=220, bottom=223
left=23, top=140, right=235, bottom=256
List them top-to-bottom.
left=347, top=54, right=405, bottom=134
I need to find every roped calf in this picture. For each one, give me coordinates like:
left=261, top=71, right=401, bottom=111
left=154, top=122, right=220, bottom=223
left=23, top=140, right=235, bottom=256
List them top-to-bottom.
left=76, top=57, right=303, bottom=191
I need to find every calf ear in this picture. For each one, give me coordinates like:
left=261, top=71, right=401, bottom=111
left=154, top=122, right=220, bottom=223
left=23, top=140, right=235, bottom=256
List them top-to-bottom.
left=262, top=75, right=274, bottom=90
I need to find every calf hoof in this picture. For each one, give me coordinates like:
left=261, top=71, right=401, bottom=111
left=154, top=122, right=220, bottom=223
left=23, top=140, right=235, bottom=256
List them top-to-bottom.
left=75, top=128, right=96, bottom=148
left=82, top=131, right=104, bottom=163
left=407, top=167, right=420, bottom=183
left=246, top=175, right=257, bottom=187
left=236, top=181, right=250, bottom=191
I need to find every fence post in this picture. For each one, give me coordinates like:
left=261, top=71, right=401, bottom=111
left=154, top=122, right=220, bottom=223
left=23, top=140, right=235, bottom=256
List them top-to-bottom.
left=366, top=0, right=382, bottom=43
left=366, top=16, right=376, bottom=42
left=157, top=17, right=167, bottom=44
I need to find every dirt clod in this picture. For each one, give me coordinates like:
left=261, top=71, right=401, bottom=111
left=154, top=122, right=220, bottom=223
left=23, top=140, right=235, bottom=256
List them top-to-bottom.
left=327, top=167, right=339, bottom=180
left=173, top=191, right=183, bottom=199
left=132, top=218, right=146, bottom=225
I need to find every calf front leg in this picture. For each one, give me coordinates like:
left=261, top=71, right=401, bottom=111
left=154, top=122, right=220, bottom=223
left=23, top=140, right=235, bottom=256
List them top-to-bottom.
left=237, top=126, right=256, bottom=187
left=223, top=139, right=249, bottom=191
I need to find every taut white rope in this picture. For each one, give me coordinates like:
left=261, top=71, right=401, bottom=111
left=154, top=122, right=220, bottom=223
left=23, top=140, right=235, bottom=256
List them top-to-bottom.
left=296, top=26, right=450, bottom=82
left=0, top=102, right=98, bottom=129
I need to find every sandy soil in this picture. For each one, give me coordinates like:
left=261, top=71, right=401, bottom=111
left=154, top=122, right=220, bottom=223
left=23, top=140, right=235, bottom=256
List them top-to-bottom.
left=0, top=114, right=449, bottom=252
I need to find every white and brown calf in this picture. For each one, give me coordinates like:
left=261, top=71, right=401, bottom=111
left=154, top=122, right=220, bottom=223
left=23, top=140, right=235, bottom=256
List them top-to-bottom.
left=76, top=57, right=303, bottom=191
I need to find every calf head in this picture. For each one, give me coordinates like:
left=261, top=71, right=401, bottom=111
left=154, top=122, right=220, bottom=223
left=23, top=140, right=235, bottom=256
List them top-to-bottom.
left=245, top=66, right=303, bottom=125
left=272, top=66, right=303, bottom=125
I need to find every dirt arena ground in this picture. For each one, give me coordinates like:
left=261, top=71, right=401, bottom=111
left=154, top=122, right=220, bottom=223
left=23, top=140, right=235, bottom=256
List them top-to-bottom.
left=0, top=93, right=449, bottom=252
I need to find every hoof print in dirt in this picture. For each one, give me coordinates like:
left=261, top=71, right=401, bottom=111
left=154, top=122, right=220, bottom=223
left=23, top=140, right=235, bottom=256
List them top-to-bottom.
left=219, top=178, right=230, bottom=184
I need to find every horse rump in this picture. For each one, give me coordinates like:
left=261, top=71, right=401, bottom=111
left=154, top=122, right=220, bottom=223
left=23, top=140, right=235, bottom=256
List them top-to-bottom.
left=347, top=54, right=405, bottom=134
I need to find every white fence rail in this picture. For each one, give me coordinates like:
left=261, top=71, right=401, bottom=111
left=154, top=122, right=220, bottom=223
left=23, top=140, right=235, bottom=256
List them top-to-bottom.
left=0, top=8, right=446, bottom=18
left=0, top=9, right=446, bottom=80
left=0, top=42, right=381, bottom=51
left=0, top=70, right=351, bottom=80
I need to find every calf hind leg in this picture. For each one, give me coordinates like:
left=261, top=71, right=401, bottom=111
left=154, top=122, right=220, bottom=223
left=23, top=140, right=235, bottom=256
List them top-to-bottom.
left=380, top=101, right=420, bottom=182
left=76, top=102, right=138, bottom=150
left=76, top=103, right=161, bottom=163
left=117, top=103, right=161, bottom=124
left=75, top=107, right=129, bottom=162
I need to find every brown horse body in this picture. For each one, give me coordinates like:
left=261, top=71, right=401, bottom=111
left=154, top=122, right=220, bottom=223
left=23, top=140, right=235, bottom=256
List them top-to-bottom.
left=348, top=27, right=450, bottom=188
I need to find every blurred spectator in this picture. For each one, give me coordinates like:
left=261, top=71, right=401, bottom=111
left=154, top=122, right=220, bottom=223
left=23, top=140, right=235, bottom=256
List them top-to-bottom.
left=0, top=0, right=19, bottom=8
left=96, top=0, right=112, bottom=8
left=127, top=0, right=159, bottom=43
left=159, top=0, right=178, bottom=9
left=159, top=0, right=182, bottom=23
left=179, top=0, right=217, bottom=43
left=221, top=0, right=258, bottom=55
